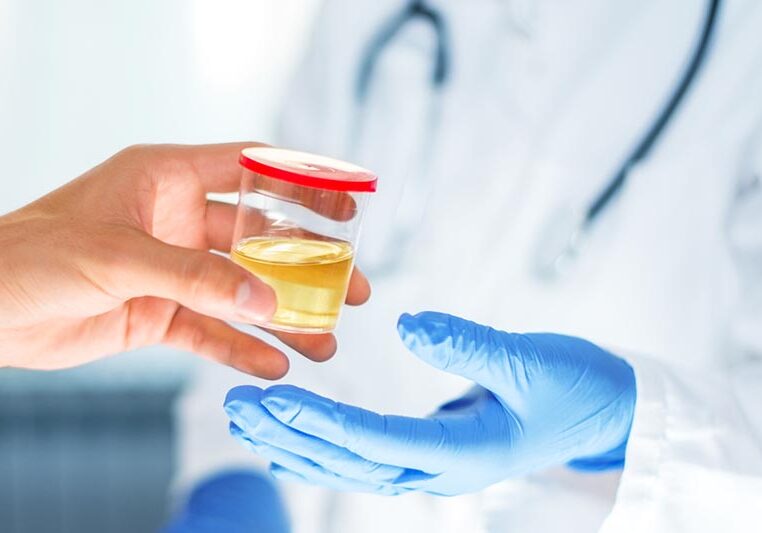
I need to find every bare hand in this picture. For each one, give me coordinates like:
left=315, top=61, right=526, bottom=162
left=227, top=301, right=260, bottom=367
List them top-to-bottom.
left=0, top=143, right=370, bottom=378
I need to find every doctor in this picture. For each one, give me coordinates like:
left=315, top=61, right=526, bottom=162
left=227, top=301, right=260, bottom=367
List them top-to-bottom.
left=173, top=0, right=762, bottom=532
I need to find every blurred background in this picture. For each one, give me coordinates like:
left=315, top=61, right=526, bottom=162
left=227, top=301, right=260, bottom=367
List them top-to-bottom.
left=0, top=1, right=319, bottom=531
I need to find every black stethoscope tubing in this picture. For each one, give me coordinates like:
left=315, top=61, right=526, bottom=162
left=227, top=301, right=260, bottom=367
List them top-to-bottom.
left=355, top=0, right=722, bottom=277
left=356, top=0, right=450, bottom=102
left=584, top=0, right=721, bottom=227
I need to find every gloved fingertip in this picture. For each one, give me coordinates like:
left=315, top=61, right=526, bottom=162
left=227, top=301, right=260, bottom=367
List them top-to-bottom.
left=396, top=311, right=425, bottom=341
left=397, top=311, right=458, bottom=356
left=397, top=312, right=415, bottom=330
left=264, top=384, right=304, bottom=398
left=224, top=385, right=264, bottom=413
left=261, top=385, right=323, bottom=423
left=260, top=395, right=299, bottom=423
left=228, top=421, right=251, bottom=444
left=229, top=421, right=243, bottom=437
left=228, top=423, right=268, bottom=454
left=270, top=464, right=302, bottom=483
left=392, top=468, right=439, bottom=487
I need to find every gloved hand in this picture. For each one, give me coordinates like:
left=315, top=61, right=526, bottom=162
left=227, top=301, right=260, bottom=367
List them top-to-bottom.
left=224, top=312, right=636, bottom=496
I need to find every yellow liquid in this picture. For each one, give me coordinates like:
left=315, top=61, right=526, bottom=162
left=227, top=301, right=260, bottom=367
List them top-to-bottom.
left=231, top=237, right=354, bottom=333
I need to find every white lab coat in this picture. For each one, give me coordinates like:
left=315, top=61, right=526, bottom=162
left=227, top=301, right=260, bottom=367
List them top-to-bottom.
left=174, top=1, right=762, bottom=531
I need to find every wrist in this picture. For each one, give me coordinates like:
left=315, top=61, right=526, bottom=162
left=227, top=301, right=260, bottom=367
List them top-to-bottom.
left=0, top=214, right=22, bottom=368
left=0, top=226, right=9, bottom=368
left=567, top=359, right=636, bottom=472
left=566, top=421, right=635, bottom=473
left=567, top=438, right=630, bottom=472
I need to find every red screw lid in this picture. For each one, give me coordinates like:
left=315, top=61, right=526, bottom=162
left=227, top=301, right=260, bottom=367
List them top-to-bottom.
left=239, top=147, right=377, bottom=193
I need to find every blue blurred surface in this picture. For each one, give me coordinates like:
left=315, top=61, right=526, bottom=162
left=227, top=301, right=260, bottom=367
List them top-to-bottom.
left=0, top=362, right=186, bottom=533
left=162, top=470, right=290, bottom=533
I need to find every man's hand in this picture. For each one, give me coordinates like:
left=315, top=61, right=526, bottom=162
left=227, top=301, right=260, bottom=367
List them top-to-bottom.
left=0, top=143, right=370, bottom=378
left=224, top=311, right=635, bottom=495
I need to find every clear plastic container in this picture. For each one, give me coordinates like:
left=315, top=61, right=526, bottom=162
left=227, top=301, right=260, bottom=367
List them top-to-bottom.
left=231, top=146, right=377, bottom=333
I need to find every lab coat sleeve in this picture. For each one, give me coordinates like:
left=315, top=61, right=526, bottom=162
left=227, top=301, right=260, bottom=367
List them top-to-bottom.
left=601, top=134, right=762, bottom=533
left=600, top=355, right=762, bottom=533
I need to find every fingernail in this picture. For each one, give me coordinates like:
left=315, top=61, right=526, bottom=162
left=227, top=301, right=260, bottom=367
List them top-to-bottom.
left=235, top=278, right=277, bottom=322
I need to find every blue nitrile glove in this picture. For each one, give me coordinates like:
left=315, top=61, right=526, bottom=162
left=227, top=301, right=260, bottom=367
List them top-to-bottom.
left=224, top=312, right=636, bottom=496
left=162, top=470, right=290, bottom=533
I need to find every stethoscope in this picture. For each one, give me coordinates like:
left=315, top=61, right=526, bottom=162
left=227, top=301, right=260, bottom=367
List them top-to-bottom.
left=352, top=0, right=721, bottom=279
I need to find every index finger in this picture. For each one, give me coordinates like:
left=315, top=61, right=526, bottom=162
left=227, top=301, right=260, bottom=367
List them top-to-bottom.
left=163, top=142, right=268, bottom=192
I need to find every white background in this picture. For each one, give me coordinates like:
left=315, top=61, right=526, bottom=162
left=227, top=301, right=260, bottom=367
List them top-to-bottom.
left=0, top=0, right=319, bottom=212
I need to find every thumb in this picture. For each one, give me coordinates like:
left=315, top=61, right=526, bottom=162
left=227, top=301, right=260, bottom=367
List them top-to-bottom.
left=113, top=232, right=277, bottom=324
left=397, top=311, right=531, bottom=393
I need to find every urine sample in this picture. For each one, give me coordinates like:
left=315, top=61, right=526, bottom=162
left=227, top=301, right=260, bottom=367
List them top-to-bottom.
left=231, top=147, right=377, bottom=333
left=232, top=237, right=354, bottom=332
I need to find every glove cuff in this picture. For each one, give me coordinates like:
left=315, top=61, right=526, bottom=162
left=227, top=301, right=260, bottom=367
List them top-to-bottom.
left=566, top=439, right=628, bottom=472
